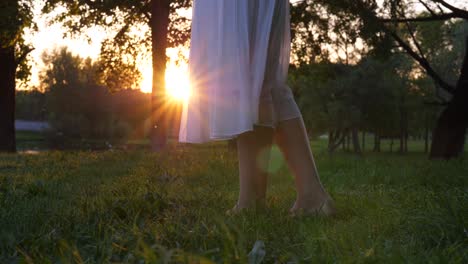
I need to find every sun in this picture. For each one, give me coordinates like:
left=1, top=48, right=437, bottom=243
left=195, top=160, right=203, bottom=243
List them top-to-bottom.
left=140, top=47, right=191, bottom=100
left=140, top=63, right=191, bottom=102
left=164, top=63, right=191, bottom=101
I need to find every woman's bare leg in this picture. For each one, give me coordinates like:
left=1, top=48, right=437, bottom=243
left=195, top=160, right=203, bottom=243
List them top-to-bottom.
left=275, top=117, right=335, bottom=215
left=233, top=126, right=274, bottom=211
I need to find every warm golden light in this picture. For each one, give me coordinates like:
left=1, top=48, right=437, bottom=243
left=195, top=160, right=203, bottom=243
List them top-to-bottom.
left=140, top=48, right=191, bottom=102
left=140, top=63, right=191, bottom=101
left=165, top=63, right=191, bottom=101
left=141, top=64, right=191, bottom=100
left=140, top=67, right=153, bottom=93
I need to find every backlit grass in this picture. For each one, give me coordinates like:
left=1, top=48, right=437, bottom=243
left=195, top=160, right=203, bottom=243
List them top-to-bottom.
left=0, top=141, right=467, bottom=263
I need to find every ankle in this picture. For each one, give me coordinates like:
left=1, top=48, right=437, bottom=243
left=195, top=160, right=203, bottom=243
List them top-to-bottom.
left=297, top=191, right=328, bottom=203
left=295, top=192, right=330, bottom=208
left=234, top=196, right=266, bottom=211
left=236, top=197, right=256, bottom=209
left=290, top=197, right=336, bottom=216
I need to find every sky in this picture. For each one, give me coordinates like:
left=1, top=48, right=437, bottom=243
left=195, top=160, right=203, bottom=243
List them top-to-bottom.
left=24, top=0, right=466, bottom=95
left=24, top=2, right=190, bottom=95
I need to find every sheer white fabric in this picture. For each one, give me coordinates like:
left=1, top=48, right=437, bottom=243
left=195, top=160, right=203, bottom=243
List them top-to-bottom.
left=179, top=0, right=296, bottom=143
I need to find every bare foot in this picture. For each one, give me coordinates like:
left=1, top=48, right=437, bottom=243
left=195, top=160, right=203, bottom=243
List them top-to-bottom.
left=289, top=197, right=336, bottom=217
left=226, top=200, right=266, bottom=216
left=226, top=204, right=250, bottom=216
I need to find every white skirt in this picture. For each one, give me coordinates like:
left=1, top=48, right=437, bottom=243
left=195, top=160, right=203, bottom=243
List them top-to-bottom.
left=179, top=0, right=301, bottom=143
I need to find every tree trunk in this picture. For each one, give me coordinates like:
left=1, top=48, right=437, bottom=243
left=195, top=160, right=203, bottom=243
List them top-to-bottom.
left=150, top=0, right=170, bottom=151
left=430, top=37, right=468, bottom=159
left=0, top=47, right=17, bottom=152
left=399, top=98, right=408, bottom=154
left=425, top=116, right=429, bottom=154
left=352, top=128, right=362, bottom=154
left=328, top=130, right=345, bottom=153
left=328, top=131, right=334, bottom=151
left=362, top=131, right=365, bottom=151
left=405, top=131, right=408, bottom=153
left=343, top=132, right=350, bottom=152
left=374, top=133, right=380, bottom=152
left=341, top=135, right=346, bottom=151
left=399, top=135, right=403, bottom=153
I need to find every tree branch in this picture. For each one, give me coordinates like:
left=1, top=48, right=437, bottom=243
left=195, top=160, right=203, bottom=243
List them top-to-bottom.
left=381, top=0, right=468, bottom=23
left=418, top=0, right=437, bottom=16
left=432, top=0, right=468, bottom=19
left=353, top=3, right=456, bottom=94
left=380, top=12, right=458, bottom=23
left=404, top=20, right=426, bottom=60
left=389, top=31, right=455, bottom=94
left=15, top=46, right=34, bottom=66
left=424, top=100, right=449, bottom=106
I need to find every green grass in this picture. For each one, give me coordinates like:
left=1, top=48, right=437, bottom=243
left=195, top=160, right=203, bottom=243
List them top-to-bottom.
left=16, top=131, right=48, bottom=151
left=0, top=141, right=467, bottom=263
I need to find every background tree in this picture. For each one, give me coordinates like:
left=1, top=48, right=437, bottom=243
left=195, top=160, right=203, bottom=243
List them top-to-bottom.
left=0, top=0, right=34, bottom=152
left=43, top=0, right=191, bottom=151
left=291, top=0, right=468, bottom=159
left=41, top=47, right=148, bottom=148
left=292, top=55, right=414, bottom=154
left=16, top=89, right=46, bottom=121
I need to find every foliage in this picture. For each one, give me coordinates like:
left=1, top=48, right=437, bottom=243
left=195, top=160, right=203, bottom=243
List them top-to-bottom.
left=0, top=0, right=35, bottom=80
left=42, top=0, right=192, bottom=92
left=42, top=0, right=191, bottom=43
left=290, top=0, right=391, bottom=64
left=295, top=0, right=468, bottom=91
left=290, top=14, right=466, bottom=152
left=413, top=19, right=468, bottom=92
left=40, top=47, right=150, bottom=144
left=292, top=55, right=415, bottom=137
left=15, top=89, right=47, bottom=121
left=0, top=143, right=466, bottom=262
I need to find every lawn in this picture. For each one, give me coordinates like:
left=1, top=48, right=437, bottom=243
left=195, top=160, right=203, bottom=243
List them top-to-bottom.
left=0, top=140, right=467, bottom=263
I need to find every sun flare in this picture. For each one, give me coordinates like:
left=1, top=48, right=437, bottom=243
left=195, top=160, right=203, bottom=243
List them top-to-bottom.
left=140, top=47, right=191, bottom=100
left=140, top=62, right=191, bottom=102
left=165, top=64, right=191, bottom=101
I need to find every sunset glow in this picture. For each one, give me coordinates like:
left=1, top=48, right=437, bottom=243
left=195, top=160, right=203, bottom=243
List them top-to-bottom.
left=140, top=46, right=191, bottom=102
left=140, top=62, right=191, bottom=101
left=165, top=64, right=192, bottom=101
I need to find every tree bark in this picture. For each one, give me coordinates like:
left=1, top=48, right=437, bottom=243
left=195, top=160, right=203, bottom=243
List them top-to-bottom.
left=150, top=0, right=170, bottom=151
left=430, top=37, right=468, bottom=159
left=0, top=46, right=17, bottom=152
left=398, top=94, right=408, bottom=154
left=425, top=116, right=429, bottom=153
left=352, top=127, right=362, bottom=154
left=328, top=129, right=345, bottom=153
left=362, top=131, right=365, bottom=151
left=405, top=131, right=408, bottom=153
left=347, top=133, right=351, bottom=151
left=374, top=133, right=381, bottom=152
left=342, top=135, right=346, bottom=151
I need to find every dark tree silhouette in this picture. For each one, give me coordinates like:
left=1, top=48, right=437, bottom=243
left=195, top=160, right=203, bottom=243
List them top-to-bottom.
left=0, top=0, right=34, bottom=152
left=0, top=46, right=16, bottom=152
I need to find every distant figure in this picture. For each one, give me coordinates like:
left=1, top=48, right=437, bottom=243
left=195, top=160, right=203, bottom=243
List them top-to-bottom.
left=179, top=0, right=335, bottom=215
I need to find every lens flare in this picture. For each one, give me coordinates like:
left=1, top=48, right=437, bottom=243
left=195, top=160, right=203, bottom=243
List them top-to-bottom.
left=140, top=63, right=191, bottom=102
left=165, top=64, right=191, bottom=101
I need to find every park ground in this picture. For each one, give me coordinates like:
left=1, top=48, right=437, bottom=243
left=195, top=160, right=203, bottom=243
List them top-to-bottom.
left=0, top=133, right=467, bottom=263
